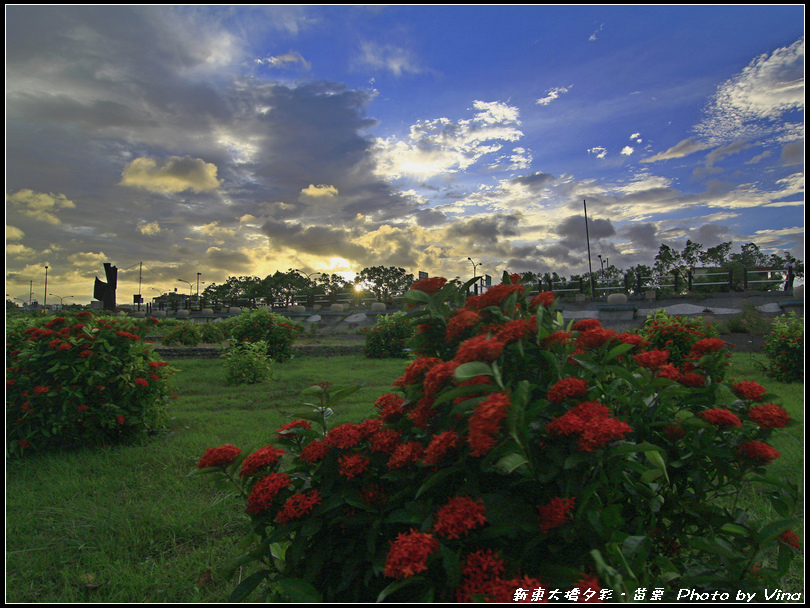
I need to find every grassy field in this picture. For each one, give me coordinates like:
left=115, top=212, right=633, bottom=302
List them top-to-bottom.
left=5, top=352, right=803, bottom=602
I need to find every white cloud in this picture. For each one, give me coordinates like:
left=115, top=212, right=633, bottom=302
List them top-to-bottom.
left=589, top=24, right=604, bottom=42
left=695, top=37, right=805, bottom=144
left=357, top=41, right=425, bottom=76
left=256, top=50, right=311, bottom=70
left=536, top=86, right=571, bottom=106
left=372, top=101, right=523, bottom=179
left=641, top=137, right=713, bottom=163
left=588, top=146, right=607, bottom=159
left=621, top=146, right=634, bottom=156
left=300, top=184, right=339, bottom=199
left=138, top=221, right=161, bottom=235
left=6, top=225, right=25, bottom=240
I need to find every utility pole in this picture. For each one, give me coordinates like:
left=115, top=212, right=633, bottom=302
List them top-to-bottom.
left=584, top=200, right=595, bottom=301
left=138, top=262, right=143, bottom=312
left=44, top=266, right=49, bottom=307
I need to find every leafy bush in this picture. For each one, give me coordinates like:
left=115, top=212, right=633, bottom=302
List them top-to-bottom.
left=193, top=275, right=798, bottom=602
left=722, top=305, right=772, bottom=334
left=225, top=309, right=302, bottom=362
left=639, top=309, right=723, bottom=371
left=6, top=312, right=174, bottom=457
left=363, top=312, right=415, bottom=358
left=762, top=312, right=804, bottom=383
left=198, top=321, right=227, bottom=344
left=161, top=322, right=201, bottom=346
left=222, top=340, right=275, bottom=386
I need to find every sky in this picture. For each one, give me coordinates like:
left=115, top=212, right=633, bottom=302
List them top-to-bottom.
left=5, top=5, right=805, bottom=305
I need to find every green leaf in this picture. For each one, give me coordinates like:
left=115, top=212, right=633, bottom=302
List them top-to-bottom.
left=403, top=289, right=432, bottom=305
left=453, top=361, right=494, bottom=381
left=644, top=450, right=669, bottom=483
left=495, top=452, right=529, bottom=475
left=755, top=518, right=800, bottom=544
left=720, top=523, right=749, bottom=537
left=228, top=569, right=270, bottom=602
left=277, top=576, right=323, bottom=602
left=376, top=576, right=426, bottom=603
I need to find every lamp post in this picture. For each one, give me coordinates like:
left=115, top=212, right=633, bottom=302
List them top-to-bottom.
left=598, top=255, right=605, bottom=277
left=467, top=257, right=482, bottom=295
left=44, top=266, right=49, bottom=307
left=196, top=273, right=202, bottom=300
left=177, top=279, right=193, bottom=296
left=49, top=294, right=73, bottom=307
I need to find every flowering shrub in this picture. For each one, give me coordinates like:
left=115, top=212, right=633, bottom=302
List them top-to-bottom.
left=193, top=275, right=798, bottom=602
left=225, top=309, right=302, bottom=362
left=639, top=309, right=722, bottom=370
left=6, top=312, right=174, bottom=457
left=363, top=312, right=415, bottom=358
left=762, top=312, right=803, bottom=383
left=161, top=321, right=202, bottom=346
left=222, top=340, right=275, bottom=386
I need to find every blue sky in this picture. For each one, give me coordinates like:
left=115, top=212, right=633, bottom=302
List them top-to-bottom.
left=5, top=5, right=804, bottom=304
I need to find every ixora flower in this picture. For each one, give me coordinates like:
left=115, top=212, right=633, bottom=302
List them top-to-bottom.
left=409, top=276, right=448, bottom=295
left=547, top=378, right=588, bottom=403
left=732, top=381, right=767, bottom=402
left=468, top=393, right=510, bottom=457
left=546, top=401, right=633, bottom=452
left=747, top=404, right=791, bottom=429
left=699, top=408, right=743, bottom=428
left=737, top=440, right=780, bottom=465
left=198, top=444, right=242, bottom=469
left=240, top=446, right=286, bottom=477
left=338, top=452, right=370, bottom=480
left=246, top=473, right=291, bottom=515
left=275, top=490, right=322, bottom=524
left=432, top=495, right=487, bottom=539
left=537, top=496, right=576, bottom=534
left=383, top=528, right=440, bottom=580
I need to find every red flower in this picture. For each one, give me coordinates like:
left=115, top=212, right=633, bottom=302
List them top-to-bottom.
left=410, top=276, right=448, bottom=295
left=464, top=284, right=525, bottom=312
left=530, top=291, right=556, bottom=309
left=446, top=309, right=483, bottom=340
left=493, top=317, right=537, bottom=344
left=572, top=318, right=602, bottom=332
left=577, top=327, right=617, bottom=350
left=542, top=330, right=573, bottom=346
left=617, top=332, right=649, bottom=349
left=454, top=335, right=505, bottom=365
left=689, top=337, right=726, bottom=357
left=57, top=343, right=72, bottom=351
left=633, top=349, right=670, bottom=370
left=79, top=350, right=93, bottom=358
left=394, top=357, right=442, bottom=388
left=423, top=360, right=459, bottom=398
left=656, top=364, right=682, bottom=381
left=679, top=372, right=706, bottom=388
left=134, top=378, right=149, bottom=387
left=547, top=378, right=588, bottom=403
left=732, top=381, right=767, bottom=402
left=33, top=385, right=50, bottom=395
left=374, top=392, right=406, bottom=422
left=469, top=393, right=510, bottom=457
left=546, top=401, right=632, bottom=452
left=77, top=404, right=89, bottom=412
left=747, top=404, right=791, bottom=429
left=699, top=408, right=743, bottom=428
left=117, top=415, right=126, bottom=425
left=275, top=419, right=312, bottom=438
left=324, top=422, right=363, bottom=449
left=664, top=424, right=686, bottom=442
left=369, top=428, right=402, bottom=454
left=422, top=430, right=460, bottom=466
left=298, top=439, right=329, bottom=463
left=737, top=440, right=780, bottom=465
left=387, top=441, right=424, bottom=469
left=198, top=444, right=242, bottom=469
left=240, top=446, right=286, bottom=477
left=338, top=452, right=370, bottom=479
left=246, top=473, right=291, bottom=514
left=360, top=483, right=388, bottom=509
left=275, top=490, right=322, bottom=524
left=433, top=496, right=487, bottom=539
left=537, top=496, right=576, bottom=534
left=383, top=528, right=439, bottom=580
left=778, top=530, right=801, bottom=550
left=456, top=548, right=506, bottom=602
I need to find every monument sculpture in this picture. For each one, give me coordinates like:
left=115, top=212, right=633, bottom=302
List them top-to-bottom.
left=93, top=262, right=118, bottom=310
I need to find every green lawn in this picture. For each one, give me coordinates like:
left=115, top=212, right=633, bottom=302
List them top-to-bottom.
left=6, top=352, right=803, bottom=602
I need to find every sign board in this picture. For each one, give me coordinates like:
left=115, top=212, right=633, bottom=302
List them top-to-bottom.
left=418, top=271, right=428, bottom=280
left=485, top=274, right=492, bottom=287
left=133, top=294, right=143, bottom=304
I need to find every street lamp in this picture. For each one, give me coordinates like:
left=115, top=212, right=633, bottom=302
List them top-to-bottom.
left=598, top=255, right=605, bottom=277
left=468, top=258, right=482, bottom=294
left=44, top=266, right=49, bottom=307
left=196, top=273, right=202, bottom=300
left=177, top=279, right=193, bottom=296
left=49, top=294, right=73, bottom=307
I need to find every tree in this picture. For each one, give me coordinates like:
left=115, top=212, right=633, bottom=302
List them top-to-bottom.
left=681, top=239, right=703, bottom=268
left=699, top=242, right=732, bottom=268
left=357, top=266, right=414, bottom=302
left=316, top=273, right=354, bottom=303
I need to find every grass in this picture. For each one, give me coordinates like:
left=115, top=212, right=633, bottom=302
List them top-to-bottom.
left=6, top=353, right=803, bottom=601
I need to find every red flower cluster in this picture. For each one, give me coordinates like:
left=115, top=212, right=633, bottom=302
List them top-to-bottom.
left=410, top=276, right=448, bottom=295
left=464, top=283, right=525, bottom=312
left=530, top=291, right=556, bottom=309
left=446, top=309, right=482, bottom=340
left=571, top=318, right=601, bottom=332
left=576, top=327, right=618, bottom=350
left=454, top=335, right=505, bottom=364
left=689, top=337, right=727, bottom=358
left=633, top=349, right=670, bottom=370
left=394, top=357, right=441, bottom=388
left=134, top=378, right=149, bottom=387
left=547, top=378, right=588, bottom=403
left=732, top=381, right=767, bottom=402
left=374, top=392, right=406, bottom=422
left=468, top=393, right=510, bottom=457
left=546, top=401, right=633, bottom=452
left=747, top=404, right=791, bottom=429
left=699, top=408, right=742, bottom=428
left=275, top=419, right=312, bottom=438
left=324, top=422, right=364, bottom=449
left=422, top=430, right=460, bottom=466
left=298, top=439, right=329, bottom=464
left=737, top=440, right=780, bottom=465
left=387, top=441, right=424, bottom=469
left=198, top=444, right=242, bottom=469
left=240, top=446, right=286, bottom=477
left=338, top=453, right=370, bottom=479
left=246, top=472, right=291, bottom=514
left=275, top=490, right=323, bottom=524
left=432, top=495, right=487, bottom=539
left=537, top=496, right=576, bottom=534
left=383, top=528, right=440, bottom=579
left=778, top=530, right=801, bottom=550
left=455, top=548, right=507, bottom=602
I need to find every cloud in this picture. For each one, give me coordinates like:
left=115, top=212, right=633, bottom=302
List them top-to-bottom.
left=589, top=24, right=604, bottom=42
left=695, top=37, right=804, bottom=144
left=357, top=41, right=425, bottom=76
left=256, top=50, right=311, bottom=70
left=536, top=86, right=571, bottom=106
left=372, top=101, right=523, bottom=179
left=641, top=137, right=713, bottom=163
left=704, top=138, right=754, bottom=167
left=780, top=140, right=804, bottom=165
left=621, top=146, right=634, bottom=156
left=588, top=147, right=607, bottom=160
left=120, top=156, right=222, bottom=193
left=508, top=172, right=556, bottom=190
left=300, top=184, right=339, bottom=199
left=7, top=189, right=76, bottom=224
left=138, top=221, right=161, bottom=235
left=6, top=225, right=25, bottom=240
left=67, top=251, right=109, bottom=268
